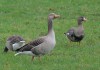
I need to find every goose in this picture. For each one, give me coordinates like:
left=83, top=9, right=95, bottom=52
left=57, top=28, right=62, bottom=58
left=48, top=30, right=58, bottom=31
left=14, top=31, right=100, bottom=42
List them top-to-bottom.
left=14, top=13, right=60, bottom=61
left=64, top=17, right=87, bottom=44
left=4, top=35, right=25, bottom=53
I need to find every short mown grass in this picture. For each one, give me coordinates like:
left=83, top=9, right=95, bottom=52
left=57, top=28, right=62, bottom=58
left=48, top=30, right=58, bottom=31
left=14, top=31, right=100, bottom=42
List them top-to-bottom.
left=0, top=0, right=100, bottom=70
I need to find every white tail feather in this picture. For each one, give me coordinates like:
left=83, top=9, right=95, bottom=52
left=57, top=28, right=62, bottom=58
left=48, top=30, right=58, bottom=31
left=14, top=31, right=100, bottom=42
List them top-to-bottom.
left=67, top=33, right=70, bottom=35
left=14, top=51, right=34, bottom=56
left=14, top=52, right=22, bottom=56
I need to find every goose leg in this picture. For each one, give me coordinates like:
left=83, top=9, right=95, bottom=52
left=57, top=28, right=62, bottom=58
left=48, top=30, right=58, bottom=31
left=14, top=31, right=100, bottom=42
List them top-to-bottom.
left=69, top=40, right=72, bottom=47
left=79, top=41, right=81, bottom=46
left=31, top=56, right=34, bottom=61
left=38, top=56, right=41, bottom=62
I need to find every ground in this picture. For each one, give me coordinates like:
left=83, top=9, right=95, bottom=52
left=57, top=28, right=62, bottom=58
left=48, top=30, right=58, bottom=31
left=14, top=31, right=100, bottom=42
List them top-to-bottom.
left=0, top=0, right=100, bottom=70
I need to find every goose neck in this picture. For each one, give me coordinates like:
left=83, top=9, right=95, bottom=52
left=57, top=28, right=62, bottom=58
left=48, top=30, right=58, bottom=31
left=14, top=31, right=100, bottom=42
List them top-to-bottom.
left=48, top=18, right=53, bottom=33
left=78, top=20, right=82, bottom=26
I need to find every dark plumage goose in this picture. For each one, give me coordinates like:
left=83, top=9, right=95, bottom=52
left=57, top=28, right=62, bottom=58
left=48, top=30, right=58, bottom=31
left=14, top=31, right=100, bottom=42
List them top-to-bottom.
left=15, top=13, right=60, bottom=61
left=64, top=17, right=87, bottom=44
left=4, top=36, right=25, bottom=53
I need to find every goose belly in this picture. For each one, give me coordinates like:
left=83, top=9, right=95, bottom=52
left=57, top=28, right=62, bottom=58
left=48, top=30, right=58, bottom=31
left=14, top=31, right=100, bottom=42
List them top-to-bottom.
left=74, top=35, right=84, bottom=42
left=36, top=38, right=56, bottom=54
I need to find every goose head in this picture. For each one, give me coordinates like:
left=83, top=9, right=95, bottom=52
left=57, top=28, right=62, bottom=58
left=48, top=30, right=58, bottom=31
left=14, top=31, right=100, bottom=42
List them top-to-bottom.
left=47, top=13, right=60, bottom=33
left=48, top=13, right=60, bottom=19
left=78, top=16, right=87, bottom=25
left=78, top=17, right=87, bottom=21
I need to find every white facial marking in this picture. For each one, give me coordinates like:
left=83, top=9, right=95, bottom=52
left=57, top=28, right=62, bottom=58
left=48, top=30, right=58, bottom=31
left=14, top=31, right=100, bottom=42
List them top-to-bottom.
left=83, top=17, right=87, bottom=21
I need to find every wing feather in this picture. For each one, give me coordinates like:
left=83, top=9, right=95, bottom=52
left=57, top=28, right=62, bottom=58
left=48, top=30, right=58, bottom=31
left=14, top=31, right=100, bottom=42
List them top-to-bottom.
left=17, top=38, right=45, bottom=52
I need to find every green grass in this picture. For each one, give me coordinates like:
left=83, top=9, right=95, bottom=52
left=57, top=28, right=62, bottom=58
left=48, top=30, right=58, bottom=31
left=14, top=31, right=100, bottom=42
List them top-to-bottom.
left=0, top=0, right=100, bottom=70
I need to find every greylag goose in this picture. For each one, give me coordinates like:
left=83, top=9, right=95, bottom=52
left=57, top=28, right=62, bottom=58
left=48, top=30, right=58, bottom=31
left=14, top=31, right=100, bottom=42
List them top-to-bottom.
left=15, top=13, right=60, bottom=61
left=64, top=17, right=87, bottom=44
left=4, top=35, right=25, bottom=53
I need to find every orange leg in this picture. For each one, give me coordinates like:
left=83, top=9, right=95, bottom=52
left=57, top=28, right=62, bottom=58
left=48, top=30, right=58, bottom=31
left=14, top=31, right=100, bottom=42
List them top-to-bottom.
left=69, top=40, right=72, bottom=47
left=78, top=41, right=81, bottom=46
left=31, top=56, right=34, bottom=61
left=38, top=56, right=41, bottom=62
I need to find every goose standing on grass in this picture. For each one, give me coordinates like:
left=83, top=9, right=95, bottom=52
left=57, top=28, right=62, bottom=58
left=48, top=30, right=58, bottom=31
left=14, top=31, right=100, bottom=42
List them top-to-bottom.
left=15, top=13, right=60, bottom=61
left=64, top=17, right=87, bottom=44
left=4, top=36, right=25, bottom=53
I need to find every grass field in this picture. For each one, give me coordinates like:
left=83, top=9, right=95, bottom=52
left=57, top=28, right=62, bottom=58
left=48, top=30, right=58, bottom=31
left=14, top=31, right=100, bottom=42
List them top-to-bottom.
left=0, top=0, right=100, bottom=70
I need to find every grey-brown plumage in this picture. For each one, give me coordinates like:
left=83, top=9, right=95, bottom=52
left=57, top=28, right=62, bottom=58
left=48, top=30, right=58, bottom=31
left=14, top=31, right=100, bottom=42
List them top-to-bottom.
left=15, top=13, right=60, bottom=61
left=64, top=17, right=87, bottom=43
left=4, top=35, right=25, bottom=52
left=19, top=38, right=44, bottom=52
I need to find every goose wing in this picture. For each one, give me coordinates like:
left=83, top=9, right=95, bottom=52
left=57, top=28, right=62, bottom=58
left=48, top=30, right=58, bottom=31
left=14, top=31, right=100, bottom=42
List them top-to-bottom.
left=67, top=27, right=82, bottom=37
left=67, top=28, right=76, bottom=36
left=7, top=36, right=24, bottom=44
left=18, top=37, right=45, bottom=52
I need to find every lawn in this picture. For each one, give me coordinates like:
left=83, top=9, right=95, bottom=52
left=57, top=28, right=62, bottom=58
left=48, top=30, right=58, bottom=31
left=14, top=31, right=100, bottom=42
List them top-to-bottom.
left=0, top=0, right=100, bottom=70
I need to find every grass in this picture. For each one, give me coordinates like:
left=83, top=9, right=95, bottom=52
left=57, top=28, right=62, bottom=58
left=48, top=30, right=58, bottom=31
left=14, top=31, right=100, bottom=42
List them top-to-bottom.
left=0, top=0, right=100, bottom=70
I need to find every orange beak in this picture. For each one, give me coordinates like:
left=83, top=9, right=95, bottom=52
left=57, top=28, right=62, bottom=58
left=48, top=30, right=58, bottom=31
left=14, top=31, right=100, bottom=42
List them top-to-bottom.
left=54, top=14, right=60, bottom=18
left=83, top=17, right=87, bottom=21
